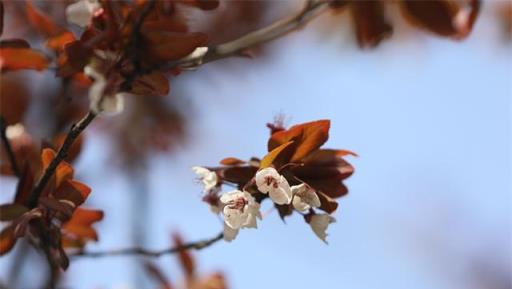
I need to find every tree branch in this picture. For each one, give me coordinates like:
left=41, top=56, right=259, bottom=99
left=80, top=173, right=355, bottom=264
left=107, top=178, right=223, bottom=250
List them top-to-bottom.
left=178, top=0, right=333, bottom=67
left=27, top=111, right=97, bottom=208
left=0, top=116, right=21, bottom=177
left=71, top=232, right=223, bottom=258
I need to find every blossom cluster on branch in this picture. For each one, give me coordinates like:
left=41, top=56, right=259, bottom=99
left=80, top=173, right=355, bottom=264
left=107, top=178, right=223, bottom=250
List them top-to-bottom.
left=193, top=120, right=356, bottom=243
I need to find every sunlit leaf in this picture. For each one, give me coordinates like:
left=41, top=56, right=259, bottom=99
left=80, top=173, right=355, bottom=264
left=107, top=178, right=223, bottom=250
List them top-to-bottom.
left=0, top=48, right=49, bottom=71
left=268, top=120, right=330, bottom=162
left=260, top=141, right=294, bottom=169
left=219, top=157, right=246, bottom=166
left=62, top=208, right=104, bottom=243
left=0, top=226, right=15, bottom=255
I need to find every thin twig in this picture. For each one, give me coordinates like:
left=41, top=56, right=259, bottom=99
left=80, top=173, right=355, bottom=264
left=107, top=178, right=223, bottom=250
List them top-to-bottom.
left=177, top=0, right=333, bottom=67
left=27, top=111, right=96, bottom=208
left=0, top=116, right=21, bottom=177
left=71, top=232, right=223, bottom=258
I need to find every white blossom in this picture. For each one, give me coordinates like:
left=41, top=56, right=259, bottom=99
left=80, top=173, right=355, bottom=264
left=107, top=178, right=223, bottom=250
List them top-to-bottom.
left=66, top=0, right=101, bottom=27
left=84, top=65, right=124, bottom=115
left=192, top=166, right=218, bottom=191
left=255, top=167, right=292, bottom=205
left=291, top=183, right=321, bottom=212
left=220, top=190, right=260, bottom=242
left=309, top=214, right=336, bottom=244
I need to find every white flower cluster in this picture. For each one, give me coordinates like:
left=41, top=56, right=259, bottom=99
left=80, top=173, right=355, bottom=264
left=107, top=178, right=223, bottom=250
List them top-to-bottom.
left=193, top=166, right=335, bottom=243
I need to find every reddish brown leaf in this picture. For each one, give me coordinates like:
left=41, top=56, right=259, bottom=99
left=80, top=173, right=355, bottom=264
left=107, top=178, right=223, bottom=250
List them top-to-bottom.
left=401, top=0, right=458, bottom=37
left=351, top=1, right=393, bottom=48
left=144, top=31, right=208, bottom=61
left=46, top=32, right=76, bottom=52
left=0, top=39, right=30, bottom=49
left=0, top=48, right=49, bottom=71
left=131, top=71, right=170, bottom=96
left=268, top=120, right=330, bottom=162
left=260, top=141, right=294, bottom=169
left=41, top=148, right=55, bottom=170
left=220, top=157, right=246, bottom=166
left=219, top=166, right=258, bottom=187
left=53, top=179, right=91, bottom=207
left=316, top=191, right=339, bottom=213
left=0, top=203, right=28, bottom=221
left=62, top=208, right=103, bottom=243
left=0, top=225, right=16, bottom=255
left=173, top=234, right=196, bottom=278
left=145, top=262, right=174, bottom=289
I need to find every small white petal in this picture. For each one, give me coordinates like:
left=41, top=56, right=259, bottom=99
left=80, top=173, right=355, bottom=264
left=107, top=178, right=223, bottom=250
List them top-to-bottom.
left=66, top=0, right=101, bottom=27
left=84, top=65, right=124, bottom=115
left=192, top=166, right=217, bottom=191
left=255, top=167, right=281, bottom=194
left=255, top=168, right=292, bottom=204
left=291, top=183, right=321, bottom=212
left=292, top=195, right=310, bottom=212
left=223, top=207, right=246, bottom=229
left=309, top=214, right=336, bottom=244
left=223, top=223, right=239, bottom=242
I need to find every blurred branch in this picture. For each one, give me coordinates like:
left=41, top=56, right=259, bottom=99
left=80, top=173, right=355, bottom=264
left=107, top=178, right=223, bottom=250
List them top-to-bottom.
left=180, top=0, right=333, bottom=66
left=27, top=111, right=96, bottom=208
left=0, top=116, right=21, bottom=177
left=72, top=232, right=223, bottom=258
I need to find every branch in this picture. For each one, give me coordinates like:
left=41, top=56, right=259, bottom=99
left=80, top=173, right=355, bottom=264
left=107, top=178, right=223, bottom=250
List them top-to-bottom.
left=178, top=0, right=333, bottom=67
left=27, top=111, right=97, bottom=208
left=0, top=116, right=21, bottom=177
left=71, top=232, right=223, bottom=258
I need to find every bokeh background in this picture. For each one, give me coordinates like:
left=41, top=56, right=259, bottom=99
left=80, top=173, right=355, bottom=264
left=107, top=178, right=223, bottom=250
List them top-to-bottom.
left=0, top=1, right=511, bottom=289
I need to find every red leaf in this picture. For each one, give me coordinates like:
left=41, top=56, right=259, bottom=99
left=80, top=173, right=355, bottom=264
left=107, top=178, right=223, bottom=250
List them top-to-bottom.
left=401, top=0, right=458, bottom=37
left=351, top=1, right=393, bottom=48
left=144, top=31, right=208, bottom=62
left=46, top=32, right=76, bottom=52
left=0, top=39, right=30, bottom=49
left=0, top=48, right=49, bottom=71
left=131, top=71, right=170, bottom=96
left=268, top=120, right=330, bottom=162
left=260, top=141, right=294, bottom=169
left=219, top=157, right=246, bottom=166
left=53, top=179, right=91, bottom=207
left=62, top=208, right=103, bottom=243
left=0, top=225, right=16, bottom=255
left=173, top=234, right=196, bottom=278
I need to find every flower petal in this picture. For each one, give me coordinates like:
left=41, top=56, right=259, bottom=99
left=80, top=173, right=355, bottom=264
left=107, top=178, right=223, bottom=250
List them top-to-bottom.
left=309, top=214, right=336, bottom=244
left=223, top=223, right=239, bottom=242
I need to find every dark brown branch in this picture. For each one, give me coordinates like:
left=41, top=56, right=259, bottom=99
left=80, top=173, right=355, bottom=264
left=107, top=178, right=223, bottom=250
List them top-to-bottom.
left=27, top=111, right=96, bottom=208
left=0, top=116, right=21, bottom=177
left=71, top=232, right=223, bottom=258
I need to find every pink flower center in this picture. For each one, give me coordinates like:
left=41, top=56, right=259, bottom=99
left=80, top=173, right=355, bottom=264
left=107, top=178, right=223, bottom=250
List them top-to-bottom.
left=264, top=176, right=279, bottom=188
left=228, top=197, right=248, bottom=212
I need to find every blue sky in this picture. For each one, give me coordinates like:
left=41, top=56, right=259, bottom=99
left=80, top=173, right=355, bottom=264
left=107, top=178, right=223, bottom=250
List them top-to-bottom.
left=1, top=3, right=510, bottom=289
